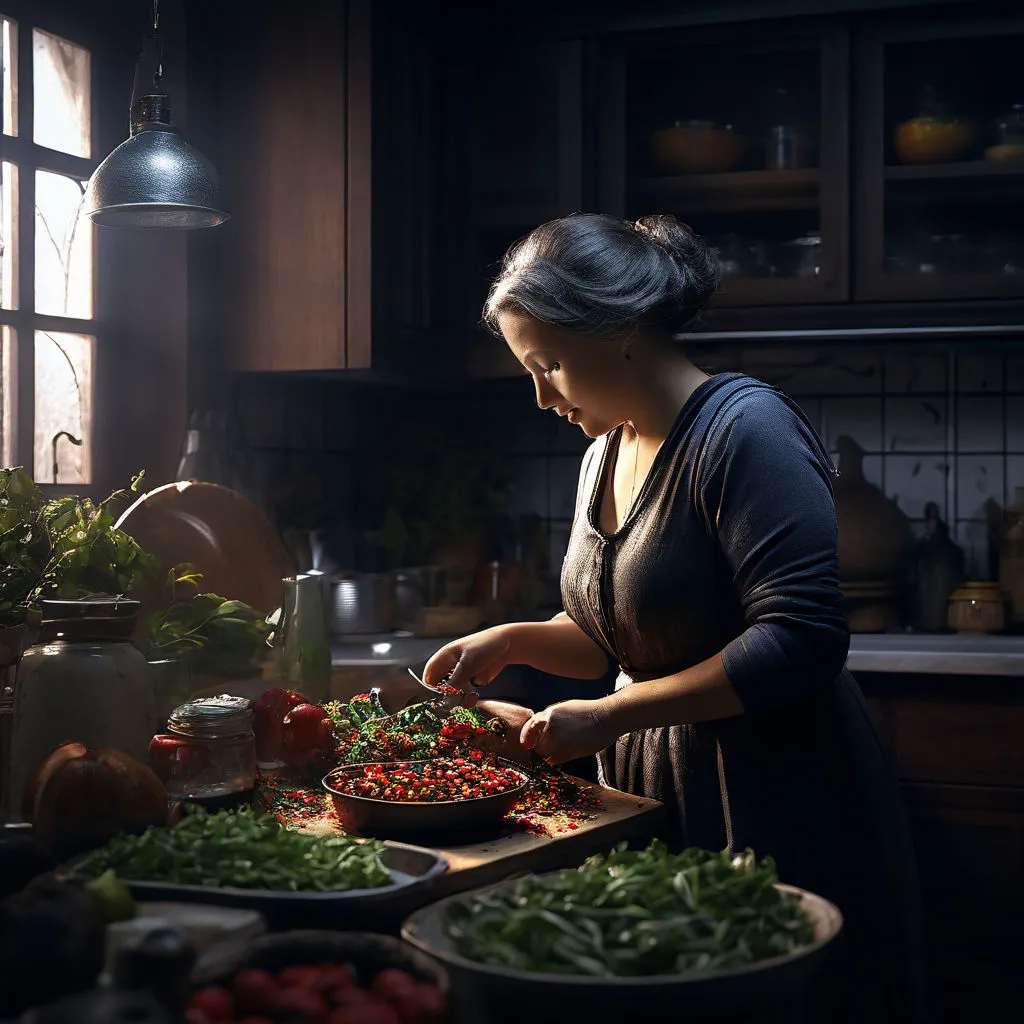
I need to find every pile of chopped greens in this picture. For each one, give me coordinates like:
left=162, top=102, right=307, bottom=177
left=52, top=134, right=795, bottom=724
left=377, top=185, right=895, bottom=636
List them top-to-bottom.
left=325, top=692, right=506, bottom=764
left=81, top=806, right=391, bottom=892
left=445, top=841, right=814, bottom=976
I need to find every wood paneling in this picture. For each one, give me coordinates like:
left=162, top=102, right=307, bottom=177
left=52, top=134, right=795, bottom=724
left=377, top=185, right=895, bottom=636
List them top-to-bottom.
left=218, top=0, right=371, bottom=372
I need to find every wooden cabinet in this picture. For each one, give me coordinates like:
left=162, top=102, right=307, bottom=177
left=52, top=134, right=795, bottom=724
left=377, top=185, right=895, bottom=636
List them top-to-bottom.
left=209, top=0, right=447, bottom=374
left=443, top=4, right=1024, bottom=346
left=855, top=13, right=1024, bottom=302
left=596, top=23, right=850, bottom=308
left=439, top=37, right=585, bottom=377
left=864, top=677, right=1024, bottom=1023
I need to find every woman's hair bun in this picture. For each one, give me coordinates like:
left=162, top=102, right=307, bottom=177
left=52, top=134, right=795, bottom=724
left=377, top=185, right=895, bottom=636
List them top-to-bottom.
left=483, top=212, right=722, bottom=340
left=633, top=214, right=721, bottom=310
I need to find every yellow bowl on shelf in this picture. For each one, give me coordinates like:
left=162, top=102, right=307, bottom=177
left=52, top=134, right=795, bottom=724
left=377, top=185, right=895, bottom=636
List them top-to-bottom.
left=894, top=117, right=976, bottom=165
left=650, top=120, right=746, bottom=175
left=985, top=143, right=1024, bottom=163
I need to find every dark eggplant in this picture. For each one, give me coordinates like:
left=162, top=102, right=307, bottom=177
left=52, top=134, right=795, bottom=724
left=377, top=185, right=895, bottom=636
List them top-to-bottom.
left=0, top=833, right=57, bottom=900
left=0, top=873, right=105, bottom=1018
left=20, top=989, right=182, bottom=1024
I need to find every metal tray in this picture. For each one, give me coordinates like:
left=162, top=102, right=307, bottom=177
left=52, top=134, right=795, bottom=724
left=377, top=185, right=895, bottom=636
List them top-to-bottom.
left=322, top=759, right=529, bottom=843
left=68, top=841, right=448, bottom=929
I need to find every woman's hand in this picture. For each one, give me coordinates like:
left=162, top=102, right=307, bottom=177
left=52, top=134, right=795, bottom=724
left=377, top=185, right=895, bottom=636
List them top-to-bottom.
left=423, top=626, right=513, bottom=706
left=520, top=699, right=619, bottom=764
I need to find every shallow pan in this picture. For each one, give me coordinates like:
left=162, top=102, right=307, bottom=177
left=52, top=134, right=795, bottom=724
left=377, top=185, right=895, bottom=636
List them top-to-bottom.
left=323, top=759, right=529, bottom=842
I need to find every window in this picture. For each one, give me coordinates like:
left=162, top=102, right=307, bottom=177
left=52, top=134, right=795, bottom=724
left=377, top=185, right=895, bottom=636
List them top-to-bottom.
left=0, top=15, right=95, bottom=484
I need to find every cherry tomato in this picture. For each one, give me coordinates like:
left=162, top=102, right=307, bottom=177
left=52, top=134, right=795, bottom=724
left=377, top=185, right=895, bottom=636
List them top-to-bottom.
left=278, top=964, right=328, bottom=989
left=314, top=964, right=356, bottom=991
left=231, top=968, right=278, bottom=1013
left=370, top=969, right=417, bottom=1003
left=187, top=986, right=234, bottom=1022
left=273, top=987, right=328, bottom=1018
left=325, top=1000, right=401, bottom=1024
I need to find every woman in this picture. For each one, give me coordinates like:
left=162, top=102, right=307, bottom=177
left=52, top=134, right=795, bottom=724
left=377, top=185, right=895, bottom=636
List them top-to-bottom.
left=424, top=213, right=928, bottom=1023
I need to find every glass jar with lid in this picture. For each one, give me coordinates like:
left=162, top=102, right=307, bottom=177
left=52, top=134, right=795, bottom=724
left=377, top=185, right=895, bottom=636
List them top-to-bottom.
left=149, top=695, right=256, bottom=809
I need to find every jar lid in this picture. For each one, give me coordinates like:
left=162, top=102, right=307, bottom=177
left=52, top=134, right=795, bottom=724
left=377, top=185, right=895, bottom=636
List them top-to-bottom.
left=168, top=695, right=253, bottom=739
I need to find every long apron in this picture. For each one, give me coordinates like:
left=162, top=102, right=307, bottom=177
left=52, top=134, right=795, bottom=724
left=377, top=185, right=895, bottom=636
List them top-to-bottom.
left=597, top=666, right=931, bottom=1023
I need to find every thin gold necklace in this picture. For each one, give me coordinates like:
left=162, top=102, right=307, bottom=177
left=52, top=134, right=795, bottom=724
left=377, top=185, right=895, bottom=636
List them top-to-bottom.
left=627, top=426, right=640, bottom=511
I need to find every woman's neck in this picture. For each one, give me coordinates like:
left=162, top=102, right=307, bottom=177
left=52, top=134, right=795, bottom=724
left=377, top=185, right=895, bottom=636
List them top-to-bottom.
left=625, top=349, right=710, bottom=442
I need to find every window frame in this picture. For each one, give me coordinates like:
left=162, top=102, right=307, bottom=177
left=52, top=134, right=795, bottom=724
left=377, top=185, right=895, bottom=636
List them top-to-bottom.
left=0, top=2, right=101, bottom=487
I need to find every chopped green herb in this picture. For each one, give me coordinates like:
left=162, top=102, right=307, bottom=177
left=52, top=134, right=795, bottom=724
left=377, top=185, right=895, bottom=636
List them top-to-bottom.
left=81, top=806, right=391, bottom=893
left=445, top=841, right=814, bottom=976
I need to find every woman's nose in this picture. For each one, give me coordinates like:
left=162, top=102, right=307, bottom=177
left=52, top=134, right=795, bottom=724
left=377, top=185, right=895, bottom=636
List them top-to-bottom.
left=533, top=375, right=558, bottom=410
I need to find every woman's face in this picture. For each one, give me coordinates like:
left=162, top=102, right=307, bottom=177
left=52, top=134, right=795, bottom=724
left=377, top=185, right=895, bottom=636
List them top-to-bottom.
left=499, top=311, right=631, bottom=439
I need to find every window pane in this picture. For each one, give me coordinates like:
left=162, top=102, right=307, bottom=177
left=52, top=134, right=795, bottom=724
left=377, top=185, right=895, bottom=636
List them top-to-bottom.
left=2, top=17, right=16, bottom=137
left=33, top=28, right=90, bottom=157
left=1, top=160, right=16, bottom=309
left=35, top=170, right=92, bottom=318
left=1, top=325, right=14, bottom=467
left=34, top=331, right=92, bottom=485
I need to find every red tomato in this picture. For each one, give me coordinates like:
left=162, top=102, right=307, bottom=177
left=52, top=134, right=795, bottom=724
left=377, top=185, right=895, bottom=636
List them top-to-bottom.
left=253, top=688, right=305, bottom=762
left=282, top=703, right=336, bottom=769
left=278, top=964, right=328, bottom=989
left=314, top=964, right=356, bottom=991
left=231, top=968, right=278, bottom=1013
left=370, top=969, right=417, bottom=1003
left=391, top=984, right=449, bottom=1024
left=328, top=985, right=373, bottom=1010
left=187, top=986, right=234, bottom=1022
left=273, top=987, right=328, bottom=1018
left=325, top=1000, right=401, bottom=1024
left=237, top=1018, right=275, bottom=1024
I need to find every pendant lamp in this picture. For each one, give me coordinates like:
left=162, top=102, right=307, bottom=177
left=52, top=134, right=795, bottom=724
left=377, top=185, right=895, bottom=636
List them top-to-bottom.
left=83, top=0, right=228, bottom=229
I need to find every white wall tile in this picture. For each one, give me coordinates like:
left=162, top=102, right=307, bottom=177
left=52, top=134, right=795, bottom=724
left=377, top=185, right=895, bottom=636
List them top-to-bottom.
left=774, top=348, right=882, bottom=396
left=885, top=353, right=948, bottom=393
left=957, top=354, right=1004, bottom=392
left=1007, top=356, right=1024, bottom=392
left=885, top=396, right=948, bottom=451
left=956, top=396, right=1004, bottom=452
left=1007, top=396, right=1024, bottom=452
left=821, top=397, right=883, bottom=451
left=883, top=455, right=949, bottom=520
left=956, top=455, right=1004, bottom=520
left=1007, top=455, right=1024, bottom=503
left=955, top=520, right=995, bottom=581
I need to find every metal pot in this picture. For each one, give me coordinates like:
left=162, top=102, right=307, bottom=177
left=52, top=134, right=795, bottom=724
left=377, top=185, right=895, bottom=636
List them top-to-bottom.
left=330, top=574, right=397, bottom=636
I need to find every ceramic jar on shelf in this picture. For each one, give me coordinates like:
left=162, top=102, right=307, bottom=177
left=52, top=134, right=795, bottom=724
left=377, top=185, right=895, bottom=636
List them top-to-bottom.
left=947, top=583, right=1008, bottom=635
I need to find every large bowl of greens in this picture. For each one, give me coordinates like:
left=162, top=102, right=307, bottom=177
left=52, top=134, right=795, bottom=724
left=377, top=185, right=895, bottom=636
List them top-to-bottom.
left=70, top=806, right=448, bottom=929
left=401, top=842, right=842, bottom=1022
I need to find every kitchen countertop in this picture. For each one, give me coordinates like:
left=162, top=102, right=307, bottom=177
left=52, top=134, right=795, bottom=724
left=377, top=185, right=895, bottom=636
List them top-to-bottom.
left=334, top=631, right=1024, bottom=677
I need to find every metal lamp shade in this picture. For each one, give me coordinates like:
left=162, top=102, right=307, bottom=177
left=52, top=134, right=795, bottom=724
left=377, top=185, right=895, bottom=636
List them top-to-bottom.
left=83, top=126, right=229, bottom=229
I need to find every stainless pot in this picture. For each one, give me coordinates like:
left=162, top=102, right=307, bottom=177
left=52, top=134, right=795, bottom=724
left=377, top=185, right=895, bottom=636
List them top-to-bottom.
left=330, top=574, right=397, bottom=636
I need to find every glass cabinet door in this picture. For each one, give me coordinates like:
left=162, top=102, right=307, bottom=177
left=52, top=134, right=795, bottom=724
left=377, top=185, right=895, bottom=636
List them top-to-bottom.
left=856, top=16, right=1024, bottom=301
left=610, top=25, right=849, bottom=307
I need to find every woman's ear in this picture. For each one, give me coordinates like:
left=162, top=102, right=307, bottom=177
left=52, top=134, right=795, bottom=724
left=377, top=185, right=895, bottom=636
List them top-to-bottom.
left=620, top=326, right=639, bottom=362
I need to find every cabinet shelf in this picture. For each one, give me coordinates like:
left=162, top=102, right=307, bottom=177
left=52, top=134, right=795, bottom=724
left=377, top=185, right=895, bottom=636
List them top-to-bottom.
left=884, top=160, right=1024, bottom=181
left=638, top=168, right=820, bottom=213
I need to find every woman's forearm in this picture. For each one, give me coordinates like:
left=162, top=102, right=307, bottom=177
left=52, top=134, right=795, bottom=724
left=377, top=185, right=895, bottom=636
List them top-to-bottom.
left=502, top=613, right=610, bottom=680
left=594, top=652, right=744, bottom=734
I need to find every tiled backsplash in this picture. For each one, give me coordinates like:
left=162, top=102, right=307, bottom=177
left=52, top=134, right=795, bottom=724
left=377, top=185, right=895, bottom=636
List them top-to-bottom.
left=233, top=343, right=1024, bottom=585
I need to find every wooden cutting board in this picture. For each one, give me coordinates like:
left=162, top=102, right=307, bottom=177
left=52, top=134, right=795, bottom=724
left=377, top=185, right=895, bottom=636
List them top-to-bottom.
left=291, top=777, right=664, bottom=900
left=425, top=781, right=665, bottom=897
